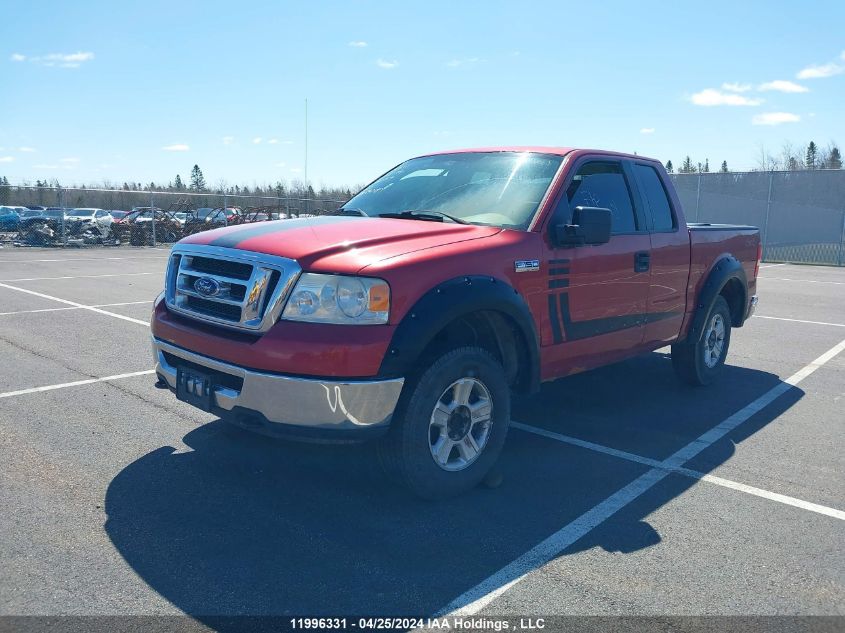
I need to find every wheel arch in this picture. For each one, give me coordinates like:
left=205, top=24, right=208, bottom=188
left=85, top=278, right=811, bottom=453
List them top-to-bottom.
left=686, top=255, right=748, bottom=344
left=378, top=276, right=541, bottom=394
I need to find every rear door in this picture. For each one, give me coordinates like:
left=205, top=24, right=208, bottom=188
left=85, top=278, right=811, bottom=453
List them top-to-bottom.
left=541, top=157, right=652, bottom=377
left=630, top=162, right=690, bottom=346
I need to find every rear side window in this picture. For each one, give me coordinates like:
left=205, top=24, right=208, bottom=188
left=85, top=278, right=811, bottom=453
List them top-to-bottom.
left=566, top=162, right=637, bottom=233
left=634, top=164, right=675, bottom=231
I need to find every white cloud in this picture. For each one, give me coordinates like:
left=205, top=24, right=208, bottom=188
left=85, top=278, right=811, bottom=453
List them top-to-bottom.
left=348, top=41, right=367, bottom=48
left=16, top=51, right=95, bottom=68
left=50, top=52, right=93, bottom=63
left=446, top=57, right=481, bottom=68
left=376, top=59, right=398, bottom=69
left=797, top=62, right=843, bottom=79
left=758, top=79, right=809, bottom=93
left=721, top=82, right=752, bottom=92
left=689, top=89, right=763, bottom=106
left=751, top=112, right=801, bottom=126
left=640, top=127, right=655, bottom=134
left=222, top=136, right=234, bottom=145
left=252, top=137, right=262, bottom=144
left=268, top=138, right=279, bottom=144
left=162, top=144, right=190, bottom=151
left=18, top=146, right=36, bottom=152
left=0, top=156, right=14, bottom=163
left=60, top=157, right=80, bottom=163
left=275, top=162, right=286, bottom=168
left=290, top=167, right=302, bottom=173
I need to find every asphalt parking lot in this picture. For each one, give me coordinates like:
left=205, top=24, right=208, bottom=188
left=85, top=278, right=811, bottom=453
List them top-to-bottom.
left=0, top=250, right=843, bottom=623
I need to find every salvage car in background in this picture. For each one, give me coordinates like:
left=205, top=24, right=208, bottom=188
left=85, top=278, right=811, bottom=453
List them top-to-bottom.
left=0, top=206, right=28, bottom=231
left=112, top=207, right=183, bottom=245
left=183, top=207, right=242, bottom=235
left=16, top=208, right=110, bottom=245
left=68, top=208, right=114, bottom=237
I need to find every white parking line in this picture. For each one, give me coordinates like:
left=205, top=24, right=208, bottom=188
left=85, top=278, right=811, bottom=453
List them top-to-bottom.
left=0, top=255, right=169, bottom=263
left=758, top=263, right=786, bottom=269
left=0, top=272, right=155, bottom=282
left=759, top=277, right=845, bottom=285
left=0, top=282, right=151, bottom=326
left=0, top=301, right=150, bottom=317
left=754, top=315, right=845, bottom=328
left=438, top=336, right=845, bottom=616
left=0, top=370, right=156, bottom=400
left=511, top=423, right=845, bottom=522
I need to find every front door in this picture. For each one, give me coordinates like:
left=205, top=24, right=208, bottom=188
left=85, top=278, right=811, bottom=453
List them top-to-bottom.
left=542, top=158, right=652, bottom=378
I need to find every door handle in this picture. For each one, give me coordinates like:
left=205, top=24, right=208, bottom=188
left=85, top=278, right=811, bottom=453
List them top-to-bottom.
left=634, top=251, right=650, bottom=272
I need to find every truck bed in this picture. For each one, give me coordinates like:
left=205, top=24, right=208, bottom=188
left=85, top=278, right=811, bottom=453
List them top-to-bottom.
left=686, top=223, right=760, bottom=331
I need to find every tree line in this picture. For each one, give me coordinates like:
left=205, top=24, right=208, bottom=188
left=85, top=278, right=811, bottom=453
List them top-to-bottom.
left=666, top=141, right=842, bottom=174
left=0, top=164, right=357, bottom=211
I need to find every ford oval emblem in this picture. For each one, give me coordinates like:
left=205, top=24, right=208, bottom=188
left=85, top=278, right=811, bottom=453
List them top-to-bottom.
left=194, top=276, right=220, bottom=297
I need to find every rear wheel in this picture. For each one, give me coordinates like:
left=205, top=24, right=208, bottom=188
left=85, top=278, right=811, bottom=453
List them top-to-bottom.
left=672, top=295, right=732, bottom=386
left=378, top=346, right=510, bottom=500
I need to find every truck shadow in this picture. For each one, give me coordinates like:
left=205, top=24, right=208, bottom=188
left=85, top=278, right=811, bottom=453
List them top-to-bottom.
left=104, top=352, right=802, bottom=623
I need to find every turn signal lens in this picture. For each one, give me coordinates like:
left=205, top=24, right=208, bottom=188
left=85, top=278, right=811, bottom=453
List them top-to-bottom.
left=368, top=283, right=390, bottom=312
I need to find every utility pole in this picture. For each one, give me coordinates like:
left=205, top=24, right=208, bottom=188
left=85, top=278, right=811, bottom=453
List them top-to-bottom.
left=304, top=98, right=309, bottom=214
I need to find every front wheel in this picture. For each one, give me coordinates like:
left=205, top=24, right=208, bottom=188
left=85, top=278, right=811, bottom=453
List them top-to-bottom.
left=672, top=295, right=732, bottom=386
left=378, top=346, right=511, bottom=500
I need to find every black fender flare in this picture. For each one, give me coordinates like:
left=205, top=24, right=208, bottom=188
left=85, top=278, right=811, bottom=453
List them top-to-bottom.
left=685, top=255, right=748, bottom=344
left=378, top=275, right=541, bottom=393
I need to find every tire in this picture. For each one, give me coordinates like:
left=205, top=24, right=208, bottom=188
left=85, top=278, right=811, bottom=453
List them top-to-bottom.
left=672, top=295, right=732, bottom=386
left=378, top=346, right=511, bottom=500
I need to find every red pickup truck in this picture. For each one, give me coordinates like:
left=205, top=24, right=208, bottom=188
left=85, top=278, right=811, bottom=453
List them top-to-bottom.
left=151, top=147, right=760, bottom=499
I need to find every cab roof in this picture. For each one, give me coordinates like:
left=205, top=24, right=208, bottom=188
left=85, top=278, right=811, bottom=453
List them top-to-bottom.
left=418, top=146, right=655, bottom=162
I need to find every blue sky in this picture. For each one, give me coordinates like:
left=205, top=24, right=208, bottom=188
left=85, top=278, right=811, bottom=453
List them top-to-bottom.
left=2, top=0, right=844, bottom=188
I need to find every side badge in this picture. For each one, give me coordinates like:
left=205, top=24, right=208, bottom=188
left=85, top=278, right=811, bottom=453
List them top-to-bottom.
left=515, top=260, right=540, bottom=273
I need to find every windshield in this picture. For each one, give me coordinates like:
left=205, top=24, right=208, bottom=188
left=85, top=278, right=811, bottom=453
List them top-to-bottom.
left=343, top=151, right=563, bottom=228
left=195, top=208, right=217, bottom=219
left=72, top=209, right=96, bottom=217
left=44, top=210, right=66, bottom=217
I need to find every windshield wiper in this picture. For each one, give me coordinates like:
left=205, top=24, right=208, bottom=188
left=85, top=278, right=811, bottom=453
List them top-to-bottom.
left=332, top=207, right=368, bottom=217
left=378, top=210, right=469, bottom=225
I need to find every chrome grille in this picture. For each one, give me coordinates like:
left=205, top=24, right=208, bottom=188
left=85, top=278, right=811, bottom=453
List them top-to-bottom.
left=165, top=245, right=301, bottom=332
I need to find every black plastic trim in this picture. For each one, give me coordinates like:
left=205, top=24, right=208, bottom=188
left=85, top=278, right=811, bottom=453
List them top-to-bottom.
left=685, top=255, right=749, bottom=343
left=378, top=276, right=541, bottom=393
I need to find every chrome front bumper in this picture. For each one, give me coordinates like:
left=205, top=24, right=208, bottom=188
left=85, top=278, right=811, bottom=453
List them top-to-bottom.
left=153, top=337, right=404, bottom=432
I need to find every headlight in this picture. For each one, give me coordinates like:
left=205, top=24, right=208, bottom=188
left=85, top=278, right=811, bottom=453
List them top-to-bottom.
left=282, top=273, right=390, bottom=324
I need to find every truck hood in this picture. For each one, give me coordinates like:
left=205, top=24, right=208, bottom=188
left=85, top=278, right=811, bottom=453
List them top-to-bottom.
left=179, top=216, right=502, bottom=273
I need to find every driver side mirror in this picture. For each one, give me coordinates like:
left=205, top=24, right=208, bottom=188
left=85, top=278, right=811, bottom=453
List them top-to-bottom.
left=553, top=206, right=612, bottom=247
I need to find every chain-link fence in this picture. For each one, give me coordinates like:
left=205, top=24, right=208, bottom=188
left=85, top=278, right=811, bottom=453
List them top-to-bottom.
left=671, top=170, right=845, bottom=266
left=3, top=175, right=845, bottom=265
left=0, top=186, right=349, bottom=248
